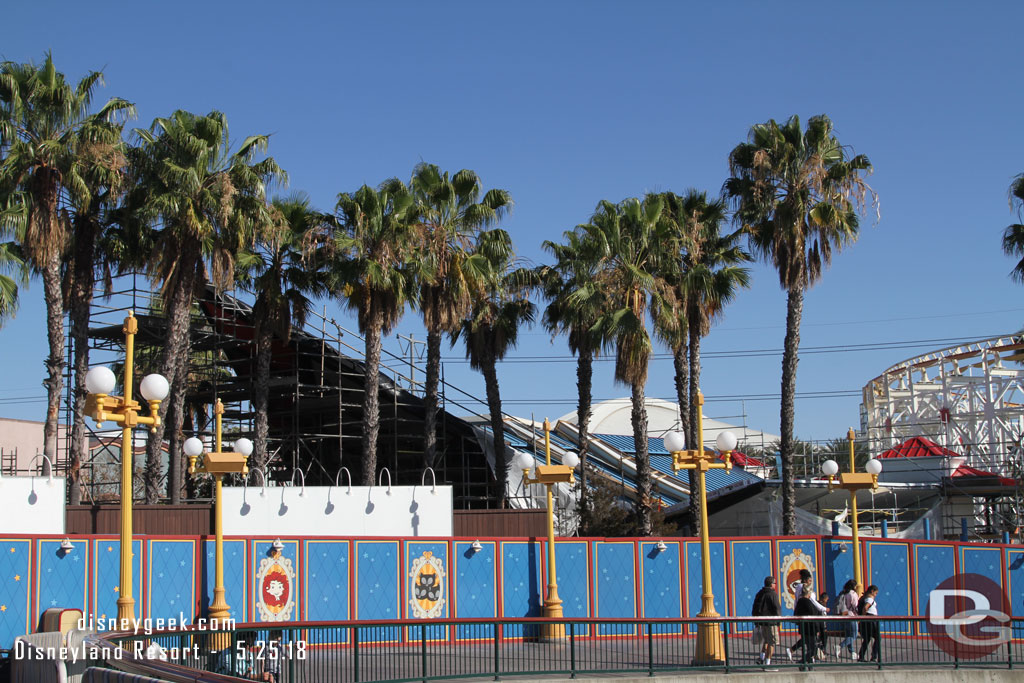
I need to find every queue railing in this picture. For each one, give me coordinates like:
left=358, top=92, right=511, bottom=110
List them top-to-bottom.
left=93, top=615, right=1024, bottom=682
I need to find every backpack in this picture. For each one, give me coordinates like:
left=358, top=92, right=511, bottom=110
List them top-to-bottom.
left=752, top=589, right=766, bottom=616
left=835, top=591, right=849, bottom=616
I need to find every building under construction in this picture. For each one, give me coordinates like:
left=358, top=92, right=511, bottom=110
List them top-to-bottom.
left=73, top=277, right=497, bottom=507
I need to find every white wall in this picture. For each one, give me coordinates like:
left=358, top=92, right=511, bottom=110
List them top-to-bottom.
left=0, top=473, right=66, bottom=534
left=221, top=483, right=453, bottom=537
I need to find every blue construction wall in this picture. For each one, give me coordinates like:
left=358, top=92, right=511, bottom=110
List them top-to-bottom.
left=2, top=533, right=1022, bottom=648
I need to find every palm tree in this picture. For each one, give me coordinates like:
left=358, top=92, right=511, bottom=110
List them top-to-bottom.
left=0, top=53, right=133, bottom=477
left=130, top=110, right=284, bottom=503
left=725, top=114, right=876, bottom=534
left=65, top=127, right=132, bottom=504
left=407, top=163, right=512, bottom=472
left=1002, top=174, right=1024, bottom=281
left=325, top=182, right=415, bottom=486
left=660, top=190, right=751, bottom=529
left=236, top=193, right=325, bottom=475
left=588, top=195, right=674, bottom=535
left=453, top=228, right=535, bottom=507
left=540, top=228, right=605, bottom=529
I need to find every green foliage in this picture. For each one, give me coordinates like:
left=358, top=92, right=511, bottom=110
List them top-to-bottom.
left=1002, top=174, right=1024, bottom=282
left=578, top=469, right=679, bottom=537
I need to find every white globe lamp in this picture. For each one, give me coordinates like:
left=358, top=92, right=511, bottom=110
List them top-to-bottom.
left=85, top=366, right=116, bottom=395
left=139, top=374, right=170, bottom=402
left=715, top=430, right=737, bottom=453
left=664, top=431, right=686, bottom=453
left=183, top=437, right=204, bottom=457
left=233, top=438, right=254, bottom=458
left=515, top=452, right=534, bottom=471
left=562, top=452, right=580, bottom=469
left=865, top=458, right=883, bottom=476
left=821, top=459, right=840, bottom=477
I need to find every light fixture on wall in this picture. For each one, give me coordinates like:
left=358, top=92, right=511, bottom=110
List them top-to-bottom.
left=60, top=538, right=75, bottom=552
left=272, top=538, right=284, bottom=552
left=470, top=540, right=483, bottom=553
left=655, top=540, right=667, bottom=553
left=838, top=542, right=848, bottom=554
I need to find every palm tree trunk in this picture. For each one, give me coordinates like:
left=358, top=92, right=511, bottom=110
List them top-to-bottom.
left=67, top=216, right=98, bottom=504
left=145, top=250, right=198, bottom=503
left=40, top=257, right=65, bottom=478
left=780, top=285, right=804, bottom=535
left=361, top=312, right=383, bottom=487
left=688, top=319, right=703, bottom=536
left=423, top=320, right=441, bottom=470
left=252, top=323, right=273, bottom=473
left=481, top=336, right=506, bottom=508
left=672, top=341, right=696, bottom=535
left=672, top=342, right=690, bottom=446
left=162, top=346, right=191, bottom=502
left=576, top=348, right=594, bottom=532
left=630, top=381, right=652, bottom=536
left=165, top=400, right=182, bottom=502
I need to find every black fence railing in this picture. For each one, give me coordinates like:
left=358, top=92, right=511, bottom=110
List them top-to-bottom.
left=95, top=615, right=1024, bottom=683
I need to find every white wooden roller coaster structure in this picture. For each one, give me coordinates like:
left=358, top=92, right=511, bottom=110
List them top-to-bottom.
left=861, top=334, right=1024, bottom=476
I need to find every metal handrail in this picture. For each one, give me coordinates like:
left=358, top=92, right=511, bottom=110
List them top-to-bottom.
left=97, top=614, right=1023, bottom=683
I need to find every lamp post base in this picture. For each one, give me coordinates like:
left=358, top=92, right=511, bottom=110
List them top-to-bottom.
left=208, top=592, right=232, bottom=651
left=116, top=597, right=136, bottom=628
left=541, top=597, right=566, bottom=641
left=693, top=598, right=725, bottom=666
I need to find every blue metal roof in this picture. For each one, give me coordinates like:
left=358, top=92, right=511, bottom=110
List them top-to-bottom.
left=592, top=433, right=763, bottom=494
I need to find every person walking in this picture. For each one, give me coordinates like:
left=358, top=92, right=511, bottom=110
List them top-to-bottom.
left=787, top=570, right=829, bottom=662
left=752, top=576, right=781, bottom=669
left=835, top=580, right=859, bottom=660
left=794, top=584, right=820, bottom=671
left=857, top=585, right=881, bottom=663
left=816, top=591, right=831, bottom=658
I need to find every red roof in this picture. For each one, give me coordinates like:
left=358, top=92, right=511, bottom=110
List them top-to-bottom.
left=878, top=436, right=961, bottom=459
left=729, top=451, right=766, bottom=468
left=951, top=463, right=1017, bottom=487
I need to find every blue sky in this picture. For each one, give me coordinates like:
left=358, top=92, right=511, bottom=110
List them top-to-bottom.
left=2, top=2, right=1023, bottom=442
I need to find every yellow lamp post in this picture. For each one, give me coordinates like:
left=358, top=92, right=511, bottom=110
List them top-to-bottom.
left=83, top=311, right=170, bottom=627
left=664, top=393, right=736, bottom=666
left=184, top=399, right=252, bottom=650
left=518, top=418, right=579, bottom=640
left=821, top=428, right=883, bottom=590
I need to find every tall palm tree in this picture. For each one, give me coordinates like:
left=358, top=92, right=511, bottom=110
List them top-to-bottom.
left=0, top=53, right=133, bottom=477
left=130, top=110, right=284, bottom=503
left=725, top=114, right=875, bottom=534
left=65, top=129, right=132, bottom=504
left=408, top=163, right=512, bottom=472
left=1002, top=174, right=1024, bottom=281
left=325, top=182, right=415, bottom=486
left=660, top=190, right=751, bottom=529
left=236, top=193, right=325, bottom=475
left=588, top=195, right=674, bottom=535
left=540, top=228, right=605, bottom=528
left=453, top=229, right=535, bottom=507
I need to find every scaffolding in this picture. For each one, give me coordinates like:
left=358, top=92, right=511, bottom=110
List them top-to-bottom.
left=65, top=275, right=498, bottom=508
left=860, top=335, right=1024, bottom=541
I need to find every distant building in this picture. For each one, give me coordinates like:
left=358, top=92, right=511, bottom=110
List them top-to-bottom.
left=0, top=417, right=68, bottom=475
